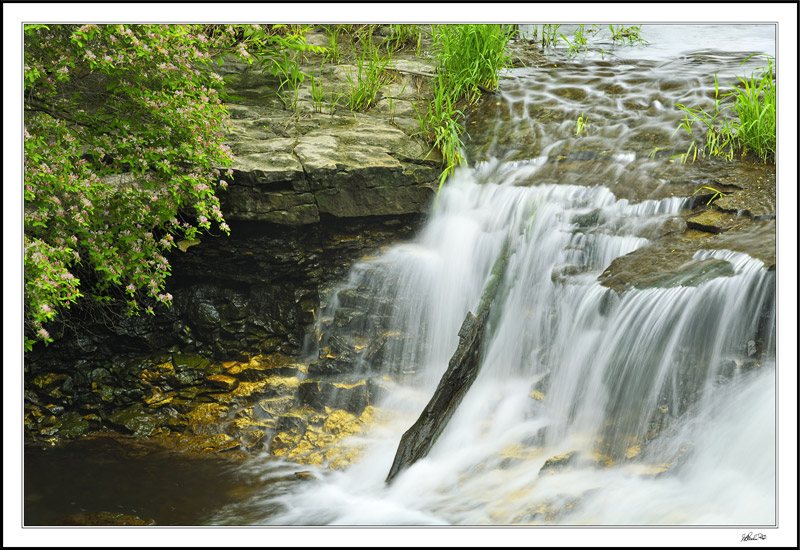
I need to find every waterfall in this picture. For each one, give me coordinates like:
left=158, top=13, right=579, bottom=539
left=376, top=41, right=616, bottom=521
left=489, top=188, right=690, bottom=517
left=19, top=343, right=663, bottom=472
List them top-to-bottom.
left=208, top=32, right=777, bottom=526
left=230, top=159, right=775, bottom=526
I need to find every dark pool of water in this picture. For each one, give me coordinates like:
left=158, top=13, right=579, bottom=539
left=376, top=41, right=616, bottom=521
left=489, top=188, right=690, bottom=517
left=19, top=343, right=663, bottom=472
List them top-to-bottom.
left=23, top=437, right=291, bottom=526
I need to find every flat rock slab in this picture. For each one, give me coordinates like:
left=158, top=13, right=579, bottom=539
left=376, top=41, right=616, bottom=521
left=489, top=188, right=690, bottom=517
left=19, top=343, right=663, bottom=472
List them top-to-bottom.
left=222, top=71, right=442, bottom=225
left=228, top=137, right=307, bottom=189
left=713, top=166, right=776, bottom=219
left=685, top=208, right=749, bottom=234
left=599, top=219, right=775, bottom=293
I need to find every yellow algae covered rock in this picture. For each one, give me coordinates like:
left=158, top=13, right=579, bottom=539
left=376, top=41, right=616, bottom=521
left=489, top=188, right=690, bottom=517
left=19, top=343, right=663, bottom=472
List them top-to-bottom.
left=225, top=354, right=307, bottom=381
left=139, top=362, right=174, bottom=384
left=32, top=373, right=69, bottom=393
left=206, top=374, right=240, bottom=392
left=229, top=375, right=301, bottom=400
left=332, top=380, right=366, bottom=390
left=143, top=389, right=175, bottom=408
left=529, top=389, right=546, bottom=402
left=185, top=402, right=230, bottom=428
left=228, top=406, right=277, bottom=451
left=271, top=406, right=385, bottom=470
left=323, top=409, right=358, bottom=435
left=231, top=410, right=277, bottom=431
left=237, top=428, right=268, bottom=450
left=270, top=431, right=303, bottom=456
left=178, top=433, right=241, bottom=453
left=288, top=435, right=324, bottom=460
left=498, top=443, right=543, bottom=468
left=625, top=444, right=642, bottom=459
left=328, top=447, right=363, bottom=470
left=539, top=450, right=577, bottom=475
left=591, top=451, right=615, bottom=469
left=299, top=454, right=327, bottom=466
left=625, top=463, right=671, bottom=476
left=505, top=493, right=584, bottom=525
left=512, top=502, right=561, bottom=524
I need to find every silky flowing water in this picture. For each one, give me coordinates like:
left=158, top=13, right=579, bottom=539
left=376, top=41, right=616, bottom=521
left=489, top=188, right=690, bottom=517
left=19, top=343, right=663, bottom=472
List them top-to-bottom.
left=23, top=24, right=778, bottom=529
left=208, top=25, right=777, bottom=526
left=221, top=185, right=775, bottom=526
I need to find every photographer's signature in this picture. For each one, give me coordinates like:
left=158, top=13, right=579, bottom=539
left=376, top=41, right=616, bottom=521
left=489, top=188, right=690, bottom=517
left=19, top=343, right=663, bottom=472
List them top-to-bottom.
left=741, top=532, right=767, bottom=542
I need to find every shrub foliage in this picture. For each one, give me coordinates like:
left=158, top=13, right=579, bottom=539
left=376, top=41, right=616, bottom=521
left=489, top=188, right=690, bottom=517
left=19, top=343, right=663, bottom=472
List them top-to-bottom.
left=22, top=24, right=306, bottom=350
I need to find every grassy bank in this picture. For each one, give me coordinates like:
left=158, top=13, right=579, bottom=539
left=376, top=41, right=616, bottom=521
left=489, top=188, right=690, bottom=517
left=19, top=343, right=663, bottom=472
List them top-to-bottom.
left=241, top=24, right=516, bottom=191
left=419, top=24, right=516, bottom=191
left=674, top=55, right=776, bottom=164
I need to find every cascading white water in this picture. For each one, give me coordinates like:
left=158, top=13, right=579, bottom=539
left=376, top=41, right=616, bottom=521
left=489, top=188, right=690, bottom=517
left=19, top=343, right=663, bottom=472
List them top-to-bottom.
left=209, top=26, right=776, bottom=526
left=215, top=161, right=774, bottom=526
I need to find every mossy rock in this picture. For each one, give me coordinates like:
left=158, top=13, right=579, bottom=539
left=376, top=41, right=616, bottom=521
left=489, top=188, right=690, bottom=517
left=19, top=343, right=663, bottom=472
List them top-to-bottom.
left=172, top=353, right=215, bottom=372
left=107, top=404, right=160, bottom=437
left=55, top=411, right=90, bottom=439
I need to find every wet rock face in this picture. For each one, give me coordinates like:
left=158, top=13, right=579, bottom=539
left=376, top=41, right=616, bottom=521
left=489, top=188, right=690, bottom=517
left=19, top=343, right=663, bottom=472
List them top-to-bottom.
left=24, top=215, right=419, bottom=446
left=28, top=215, right=419, bottom=367
left=24, top=345, right=387, bottom=461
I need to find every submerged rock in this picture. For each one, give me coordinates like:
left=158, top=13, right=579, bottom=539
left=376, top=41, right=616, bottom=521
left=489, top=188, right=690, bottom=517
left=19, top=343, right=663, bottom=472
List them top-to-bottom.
left=539, top=451, right=577, bottom=475
left=53, top=511, right=156, bottom=526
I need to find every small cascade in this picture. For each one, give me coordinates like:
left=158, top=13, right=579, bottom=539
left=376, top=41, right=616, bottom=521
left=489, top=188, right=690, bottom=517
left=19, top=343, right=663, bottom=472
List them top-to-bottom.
left=211, top=29, right=776, bottom=526
left=226, top=164, right=775, bottom=526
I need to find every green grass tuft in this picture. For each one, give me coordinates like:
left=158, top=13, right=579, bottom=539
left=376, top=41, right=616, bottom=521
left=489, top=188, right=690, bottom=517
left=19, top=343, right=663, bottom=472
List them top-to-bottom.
left=417, top=24, right=515, bottom=191
left=673, top=55, right=775, bottom=164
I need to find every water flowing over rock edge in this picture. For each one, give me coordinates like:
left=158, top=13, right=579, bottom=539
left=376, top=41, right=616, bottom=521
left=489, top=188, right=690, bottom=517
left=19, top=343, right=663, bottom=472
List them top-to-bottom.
left=22, top=27, right=778, bottom=529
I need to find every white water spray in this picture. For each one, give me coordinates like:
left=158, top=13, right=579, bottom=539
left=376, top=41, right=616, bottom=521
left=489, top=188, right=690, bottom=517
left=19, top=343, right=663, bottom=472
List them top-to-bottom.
left=210, top=32, right=777, bottom=525
left=216, top=160, right=774, bottom=526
